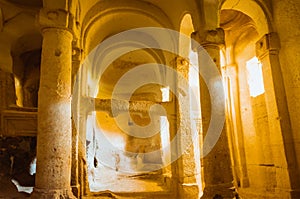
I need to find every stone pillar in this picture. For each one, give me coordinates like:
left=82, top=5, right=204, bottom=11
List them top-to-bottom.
left=31, top=9, right=75, bottom=198
left=192, top=29, right=235, bottom=199
left=256, top=33, right=300, bottom=198
left=71, top=47, right=82, bottom=197
left=175, top=57, right=201, bottom=198
left=76, top=60, right=91, bottom=196
left=224, top=63, right=249, bottom=189
left=0, top=70, right=16, bottom=110
left=166, top=105, right=179, bottom=195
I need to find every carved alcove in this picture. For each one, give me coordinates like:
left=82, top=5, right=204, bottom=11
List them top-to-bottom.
left=0, top=5, right=42, bottom=194
left=1, top=33, right=42, bottom=138
left=19, top=49, right=41, bottom=108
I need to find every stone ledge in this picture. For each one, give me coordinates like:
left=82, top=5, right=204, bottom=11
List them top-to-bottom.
left=0, top=108, right=37, bottom=137
left=178, top=183, right=200, bottom=199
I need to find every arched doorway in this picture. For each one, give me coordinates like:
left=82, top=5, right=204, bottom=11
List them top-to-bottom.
left=220, top=1, right=300, bottom=197
left=77, top=2, right=178, bottom=197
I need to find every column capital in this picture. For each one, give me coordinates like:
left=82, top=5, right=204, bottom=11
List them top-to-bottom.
left=38, top=8, right=80, bottom=39
left=38, top=8, right=69, bottom=30
left=191, top=28, right=225, bottom=51
left=256, top=32, right=280, bottom=59
left=72, top=47, right=83, bottom=62
left=175, top=56, right=189, bottom=77
left=175, top=56, right=189, bottom=67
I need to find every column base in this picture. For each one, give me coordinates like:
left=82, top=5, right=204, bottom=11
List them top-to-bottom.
left=240, top=177, right=250, bottom=188
left=178, top=183, right=200, bottom=199
left=201, top=183, right=236, bottom=199
left=71, top=184, right=80, bottom=198
left=31, top=188, right=76, bottom=199
left=276, top=188, right=300, bottom=199
left=290, top=189, right=300, bottom=199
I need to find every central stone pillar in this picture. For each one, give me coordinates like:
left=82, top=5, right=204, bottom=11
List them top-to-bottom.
left=31, top=10, right=75, bottom=198
left=192, top=29, right=235, bottom=199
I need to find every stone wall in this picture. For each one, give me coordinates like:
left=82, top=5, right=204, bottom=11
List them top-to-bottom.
left=273, top=0, right=300, bottom=170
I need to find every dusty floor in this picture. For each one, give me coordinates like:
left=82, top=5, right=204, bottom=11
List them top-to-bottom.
left=90, top=164, right=169, bottom=193
left=0, top=165, right=169, bottom=198
left=0, top=175, right=30, bottom=198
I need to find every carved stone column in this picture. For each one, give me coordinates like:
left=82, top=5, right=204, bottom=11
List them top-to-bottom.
left=31, top=9, right=75, bottom=199
left=192, top=29, right=235, bottom=199
left=256, top=32, right=300, bottom=198
left=71, top=47, right=82, bottom=198
left=175, top=57, right=201, bottom=198
left=166, top=106, right=179, bottom=195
